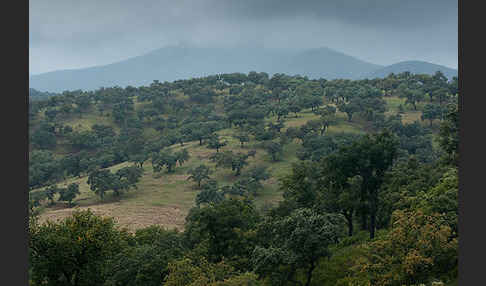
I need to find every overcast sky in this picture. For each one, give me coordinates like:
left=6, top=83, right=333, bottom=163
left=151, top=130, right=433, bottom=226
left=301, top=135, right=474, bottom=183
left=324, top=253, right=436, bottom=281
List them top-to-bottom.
left=29, top=0, right=457, bottom=75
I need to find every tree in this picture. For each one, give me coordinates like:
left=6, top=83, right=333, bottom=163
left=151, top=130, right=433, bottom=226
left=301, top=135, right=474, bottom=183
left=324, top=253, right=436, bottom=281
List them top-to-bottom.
left=404, top=88, right=425, bottom=110
left=74, top=95, right=92, bottom=117
left=288, top=98, right=303, bottom=117
left=337, top=101, right=360, bottom=122
left=421, top=103, right=441, bottom=126
left=438, top=103, right=459, bottom=167
left=44, top=108, right=59, bottom=121
left=267, top=120, right=285, bottom=133
left=91, top=124, right=116, bottom=146
left=31, top=127, right=57, bottom=150
left=68, top=130, right=100, bottom=150
left=323, top=131, right=399, bottom=239
left=233, top=132, right=250, bottom=148
left=207, top=134, right=227, bottom=152
left=263, top=141, right=283, bottom=162
left=176, top=149, right=190, bottom=167
left=152, top=151, right=179, bottom=173
left=210, top=151, right=250, bottom=176
left=129, top=152, right=149, bottom=168
left=278, top=162, right=320, bottom=211
left=187, top=164, right=212, bottom=189
left=243, top=165, right=270, bottom=182
left=115, top=166, right=144, bottom=195
left=87, top=169, right=118, bottom=199
left=318, top=175, right=362, bottom=237
left=195, top=180, right=226, bottom=207
left=58, top=183, right=80, bottom=207
left=44, top=185, right=60, bottom=205
left=184, top=199, right=261, bottom=271
left=252, top=209, right=345, bottom=286
left=29, top=210, right=130, bottom=286
left=343, top=210, right=457, bottom=286
left=105, top=227, right=186, bottom=286
left=165, top=257, right=252, bottom=286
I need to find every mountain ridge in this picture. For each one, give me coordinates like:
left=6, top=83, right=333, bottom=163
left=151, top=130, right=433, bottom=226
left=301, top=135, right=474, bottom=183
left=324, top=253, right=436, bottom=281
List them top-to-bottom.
left=29, top=46, right=457, bottom=93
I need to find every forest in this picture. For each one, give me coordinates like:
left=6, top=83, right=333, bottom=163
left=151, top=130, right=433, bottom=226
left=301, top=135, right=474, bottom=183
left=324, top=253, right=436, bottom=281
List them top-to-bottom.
left=28, top=70, right=458, bottom=286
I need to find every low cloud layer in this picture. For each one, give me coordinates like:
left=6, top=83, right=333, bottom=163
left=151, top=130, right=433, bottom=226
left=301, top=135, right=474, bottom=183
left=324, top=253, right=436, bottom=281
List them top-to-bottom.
left=29, top=0, right=457, bottom=74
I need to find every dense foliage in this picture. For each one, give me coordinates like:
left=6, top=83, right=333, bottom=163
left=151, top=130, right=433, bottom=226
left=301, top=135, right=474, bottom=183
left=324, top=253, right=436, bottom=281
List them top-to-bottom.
left=29, top=70, right=458, bottom=285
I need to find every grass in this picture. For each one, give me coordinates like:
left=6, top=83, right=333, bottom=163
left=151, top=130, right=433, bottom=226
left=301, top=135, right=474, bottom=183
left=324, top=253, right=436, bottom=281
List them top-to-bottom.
left=383, top=96, right=426, bottom=124
left=35, top=98, right=419, bottom=231
left=63, top=111, right=118, bottom=133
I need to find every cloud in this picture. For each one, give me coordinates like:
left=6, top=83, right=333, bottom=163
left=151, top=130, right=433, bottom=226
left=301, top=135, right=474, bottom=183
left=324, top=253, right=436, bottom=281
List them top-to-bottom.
left=29, top=0, right=457, bottom=74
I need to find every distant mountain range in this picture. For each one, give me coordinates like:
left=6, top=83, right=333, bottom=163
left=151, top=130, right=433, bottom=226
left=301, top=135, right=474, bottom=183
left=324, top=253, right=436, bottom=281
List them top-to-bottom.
left=29, top=46, right=457, bottom=93
left=361, top=60, right=457, bottom=80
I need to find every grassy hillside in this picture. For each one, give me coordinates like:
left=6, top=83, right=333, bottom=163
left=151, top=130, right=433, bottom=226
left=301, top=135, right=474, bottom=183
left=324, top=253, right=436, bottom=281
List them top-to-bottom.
left=30, top=70, right=455, bottom=232
left=29, top=71, right=458, bottom=286
left=35, top=102, right=415, bottom=231
left=36, top=110, right=354, bottom=227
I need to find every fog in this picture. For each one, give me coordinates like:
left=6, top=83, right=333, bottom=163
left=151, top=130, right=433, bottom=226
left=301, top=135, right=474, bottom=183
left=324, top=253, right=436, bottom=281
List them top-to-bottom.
left=29, top=0, right=457, bottom=75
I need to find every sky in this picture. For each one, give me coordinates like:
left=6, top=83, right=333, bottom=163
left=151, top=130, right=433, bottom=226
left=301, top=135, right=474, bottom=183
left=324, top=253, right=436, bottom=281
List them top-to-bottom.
left=29, top=0, right=458, bottom=75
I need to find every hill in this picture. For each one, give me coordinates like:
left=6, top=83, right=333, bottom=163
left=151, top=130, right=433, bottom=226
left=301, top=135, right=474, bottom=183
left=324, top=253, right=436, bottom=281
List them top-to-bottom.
left=29, top=46, right=382, bottom=93
left=362, top=60, right=457, bottom=79
left=28, top=68, right=459, bottom=286
left=28, top=70, right=457, bottom=231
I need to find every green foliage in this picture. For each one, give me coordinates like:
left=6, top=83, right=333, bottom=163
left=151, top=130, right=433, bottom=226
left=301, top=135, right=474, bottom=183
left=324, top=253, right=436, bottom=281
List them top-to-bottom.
left=28, top=71, right=459, bottom=285
left=421, top=103, right=443, bottom=126
left=438, top=103, right=459, bottom=166
left=31, top=124, right=57, bottom=149
left=233, top=132, right=250, bottom=147
left=207, top=134, right=227, bottom=152
left=262, top=141, right=283, bottom=162
left=29, top=150, right=63, bottom=189
left=152, top=150, right=178, bottom=173
left=210, top=150, right=250, bottom=176
left=187, top=164, right=212, bottom=188
left=87, top=166, right=142, bottom=198
left=414, top=168, right=458, bottom=234
left=87, top=169, right=117, bottom=199
left=195, top=181, right=226, bottom=206
left=58, top=183, right=80, bottom=207
left=184, top=199, right=261, bottom=271
left=252, top=208, right=346, bottom=286
left=29, top=209, right=131, bottom=286
left=342, top=210, right=457, bottom=286
left=105, top=226, right=186, bottom=286
left=165, top=257, right=247, bottom=286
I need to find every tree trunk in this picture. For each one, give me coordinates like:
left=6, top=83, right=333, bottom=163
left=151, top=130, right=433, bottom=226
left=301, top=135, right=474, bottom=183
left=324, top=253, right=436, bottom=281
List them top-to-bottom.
left=369, top=193, right=378, bottom=239
left=360, top=209, right=368, bottom=231
left=370, top=209, right=376, bottom=239
left=344, top=211, right=354, bottom=237
left=304, top=260, right=316, bottom=286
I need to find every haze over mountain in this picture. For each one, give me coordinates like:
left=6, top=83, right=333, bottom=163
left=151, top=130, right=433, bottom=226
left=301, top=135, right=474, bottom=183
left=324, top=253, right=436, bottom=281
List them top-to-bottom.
left=29, top=46, right=457, bottom=93
left=362, top=60, right=457, bottom=80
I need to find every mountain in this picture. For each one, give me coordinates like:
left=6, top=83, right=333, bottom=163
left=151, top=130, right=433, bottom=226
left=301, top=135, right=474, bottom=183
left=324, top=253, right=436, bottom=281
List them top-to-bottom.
left=29, top=46, right=382, bottom=93
left=362, top=60, right=457, bottom=80
left=29, top=88, right=58, bottom=101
